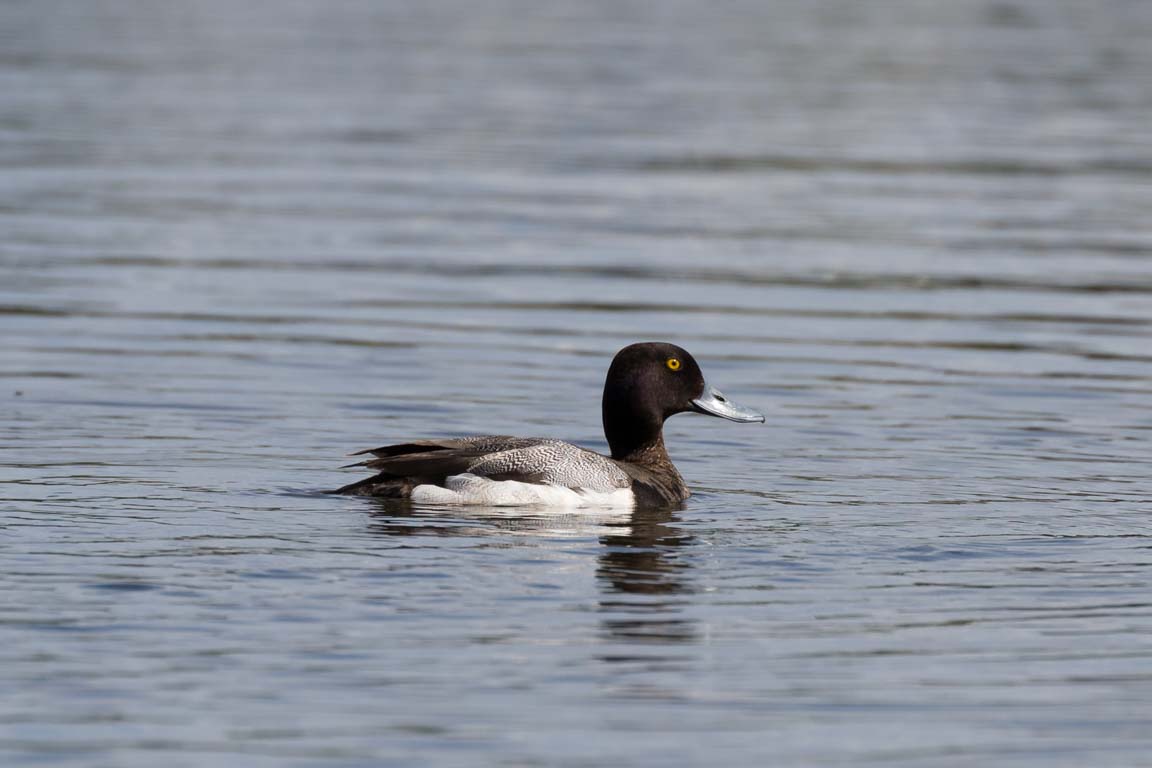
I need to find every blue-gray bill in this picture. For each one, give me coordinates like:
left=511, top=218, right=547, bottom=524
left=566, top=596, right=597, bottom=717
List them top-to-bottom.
left=691, top=384, right=765, bottom=423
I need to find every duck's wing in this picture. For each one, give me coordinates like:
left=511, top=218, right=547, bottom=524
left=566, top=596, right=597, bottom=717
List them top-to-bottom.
left=332, top=436, right=543, bottom=496
left=334, top=436, right=629, bottom=495
left=343, top=436, right=545, bottom=477
left=467, top=441, right=630, bottom=493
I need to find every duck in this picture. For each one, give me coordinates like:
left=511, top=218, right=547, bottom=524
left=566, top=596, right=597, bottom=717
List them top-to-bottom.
left=333, top=341, right=764, bottom=507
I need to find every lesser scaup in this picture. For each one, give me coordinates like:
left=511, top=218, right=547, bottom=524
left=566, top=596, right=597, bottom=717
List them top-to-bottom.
left=334, top=342, right=763, bottom=507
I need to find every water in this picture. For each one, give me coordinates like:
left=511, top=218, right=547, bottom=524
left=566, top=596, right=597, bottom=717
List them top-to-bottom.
left=3, top=0, right=1152, bottom=765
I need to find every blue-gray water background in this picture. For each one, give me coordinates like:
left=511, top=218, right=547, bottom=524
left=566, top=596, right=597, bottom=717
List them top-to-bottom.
left=3, top=1, right=1152, bottom=765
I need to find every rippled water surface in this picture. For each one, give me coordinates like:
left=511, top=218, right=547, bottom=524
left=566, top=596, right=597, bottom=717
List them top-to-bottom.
left=4, top=1, right=1152, bottom=765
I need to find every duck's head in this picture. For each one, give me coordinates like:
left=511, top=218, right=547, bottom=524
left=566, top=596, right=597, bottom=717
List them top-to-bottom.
left=602, top=342, right=763, bottom=460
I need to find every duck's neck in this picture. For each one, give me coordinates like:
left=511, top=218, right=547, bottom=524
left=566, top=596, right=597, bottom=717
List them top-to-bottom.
left=603, top=405, right=669, bottom=464
left=617, top=433, right=674, bottom=467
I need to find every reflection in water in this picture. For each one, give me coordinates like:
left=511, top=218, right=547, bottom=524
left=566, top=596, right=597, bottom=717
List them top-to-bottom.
left=362, top=499, right=637, bottom=538
left=362, top=501, right=700, bottom=648
left=596, top=506, right=698, bottom=647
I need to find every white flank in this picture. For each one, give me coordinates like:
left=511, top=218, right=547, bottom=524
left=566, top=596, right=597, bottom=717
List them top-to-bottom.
left=410, top=473, right=635, bottom=509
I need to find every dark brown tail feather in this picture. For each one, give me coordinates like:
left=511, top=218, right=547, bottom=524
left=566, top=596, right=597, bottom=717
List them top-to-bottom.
left=329, top=473, right=415, bottom=497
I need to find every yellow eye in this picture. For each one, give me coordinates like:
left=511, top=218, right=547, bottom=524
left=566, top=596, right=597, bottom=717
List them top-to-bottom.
left=666, top=357, right=681, bottom=371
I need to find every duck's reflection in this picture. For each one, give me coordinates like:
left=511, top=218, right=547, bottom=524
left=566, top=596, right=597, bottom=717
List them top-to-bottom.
left=361, top=501, right=699, bottom=649
left=595, top=505, right=698, bottom=646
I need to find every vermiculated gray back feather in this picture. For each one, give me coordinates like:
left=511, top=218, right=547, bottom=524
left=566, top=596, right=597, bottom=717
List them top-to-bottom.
left=467, top=441, right=630, bottom=492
